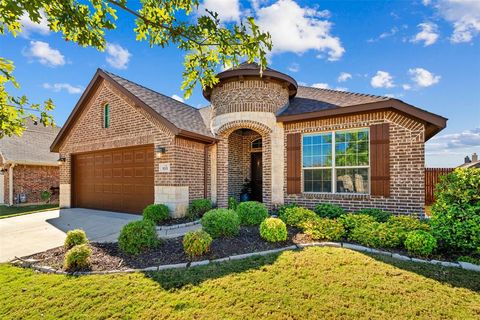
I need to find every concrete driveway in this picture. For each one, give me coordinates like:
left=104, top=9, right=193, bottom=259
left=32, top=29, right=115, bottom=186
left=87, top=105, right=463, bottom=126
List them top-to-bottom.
left=0, top=208, right=141, bottom=262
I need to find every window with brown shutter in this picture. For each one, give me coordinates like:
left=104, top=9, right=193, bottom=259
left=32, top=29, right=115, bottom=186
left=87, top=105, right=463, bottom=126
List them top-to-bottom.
left=370, top=123, right=390, bottom=197
left=286, top=133, right=301, bottom=194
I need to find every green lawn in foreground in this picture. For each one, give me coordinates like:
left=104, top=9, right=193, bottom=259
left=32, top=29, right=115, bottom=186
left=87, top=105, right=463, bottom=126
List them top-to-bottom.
left=0, top=204, right=58, bottom=219
left=0, top=247, right=479, bottom=319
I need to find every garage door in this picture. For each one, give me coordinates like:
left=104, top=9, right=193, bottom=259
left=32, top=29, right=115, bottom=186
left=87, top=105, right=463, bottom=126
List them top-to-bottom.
left=73, top=145, right=154, bottom=214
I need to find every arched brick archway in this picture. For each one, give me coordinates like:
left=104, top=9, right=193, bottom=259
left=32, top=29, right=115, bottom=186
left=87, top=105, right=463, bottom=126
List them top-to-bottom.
left=216, top=120, right=273, bottom=209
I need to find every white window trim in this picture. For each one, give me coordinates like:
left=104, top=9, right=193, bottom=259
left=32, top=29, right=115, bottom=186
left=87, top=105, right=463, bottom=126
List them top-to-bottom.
left=301, top=127, right=371, bottom=195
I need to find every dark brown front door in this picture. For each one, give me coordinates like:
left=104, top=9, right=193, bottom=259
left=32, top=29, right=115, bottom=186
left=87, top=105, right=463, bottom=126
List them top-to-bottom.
left=72, top=145, right=154, bottom=214
left=251, top=152, right=262, bottom=202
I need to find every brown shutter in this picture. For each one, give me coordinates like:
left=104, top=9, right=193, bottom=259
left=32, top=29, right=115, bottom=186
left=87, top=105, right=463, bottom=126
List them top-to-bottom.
left=370, top=123, right=390, bottom=197
left=287, top=133, right=301, bottom=194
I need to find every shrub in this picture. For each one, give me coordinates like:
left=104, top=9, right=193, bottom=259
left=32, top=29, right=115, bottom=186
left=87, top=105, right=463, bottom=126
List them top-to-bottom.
left=430, top=168, right=480, bottom=254
left=40, top=190, right=52, bottom=203
left=228, top=196, right=238, bottom=210
left=187, top=199, right=212, bottom=220
left=236, top=201, right=268, bottom=225
left=276, top=203, right=298, bottom=217
left=314, top=203, right=346, bottom=219
left=143, top=204, right=170, bottom=224
left=280, top=207, right=317, bottom=227
left=356, top=208, right=392, bottom=222
left=201, top=209, right=240, bottom=238
left=338, top=213, right=376, bottom=235
left=387, top=216, right=429, bottom=243
left=301, top=217, right=345, bottom=241
left=260, top=218, right=288, bottom=242
left=118, top=220, right=159, bottom=255
left=349, top=222, right=403, bottom=248
left=64, top=229, right=88, bottom=249
left=183, top=230, right=213, bottom=258
left=404, top=230, right=437, bottom=257
left=64, top=244, right=92, bottom=271
left=458, top=255, right=480, bottom=265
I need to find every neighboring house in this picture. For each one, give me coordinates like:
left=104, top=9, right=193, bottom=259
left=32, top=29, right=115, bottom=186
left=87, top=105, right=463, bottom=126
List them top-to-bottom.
left=51, top=63, right=447, bottom=217
left=0, top=120, right=61, bottom=205
left=458, top=153, right=480, bottom=168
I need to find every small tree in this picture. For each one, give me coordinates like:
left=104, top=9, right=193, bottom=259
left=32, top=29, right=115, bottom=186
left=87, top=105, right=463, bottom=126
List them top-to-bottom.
left=40, top=190, right=52, bottom=204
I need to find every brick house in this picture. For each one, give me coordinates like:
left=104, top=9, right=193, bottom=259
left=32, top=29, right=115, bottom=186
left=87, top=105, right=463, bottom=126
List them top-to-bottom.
left=51, top=63, right=446, bottom=217
left=0, top=120, right=60, bottom=205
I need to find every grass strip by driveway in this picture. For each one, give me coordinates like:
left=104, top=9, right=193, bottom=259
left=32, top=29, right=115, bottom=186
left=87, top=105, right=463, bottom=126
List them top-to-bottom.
left=0, top=204, right=59, bottom=219
left=1, top=247, right=479, bottom=319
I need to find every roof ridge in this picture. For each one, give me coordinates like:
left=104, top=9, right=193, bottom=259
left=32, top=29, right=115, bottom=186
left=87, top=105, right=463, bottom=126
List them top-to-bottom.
left=299, top=85, right=390, bottom=100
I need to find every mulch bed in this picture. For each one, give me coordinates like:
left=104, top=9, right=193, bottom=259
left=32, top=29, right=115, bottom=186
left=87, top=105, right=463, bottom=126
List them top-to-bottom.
left=156, top=217, right=195, bottom=226
left=25, top=227, right=311, bottom=272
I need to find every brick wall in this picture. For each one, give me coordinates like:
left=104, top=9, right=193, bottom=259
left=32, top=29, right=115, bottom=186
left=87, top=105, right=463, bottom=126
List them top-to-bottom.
left=283, top=110, right=425, bottom=216
left=12, top=165, right=59, bottom=204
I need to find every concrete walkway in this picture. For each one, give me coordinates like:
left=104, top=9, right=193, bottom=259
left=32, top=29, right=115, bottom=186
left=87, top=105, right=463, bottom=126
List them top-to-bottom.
left=0, top=208, right=141, bottom=262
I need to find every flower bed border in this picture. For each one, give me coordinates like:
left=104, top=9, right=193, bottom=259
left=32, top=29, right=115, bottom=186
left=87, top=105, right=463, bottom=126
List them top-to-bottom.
left=12, top=242, right=480, bottom=275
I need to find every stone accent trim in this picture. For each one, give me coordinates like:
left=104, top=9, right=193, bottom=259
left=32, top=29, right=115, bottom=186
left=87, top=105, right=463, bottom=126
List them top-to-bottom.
left=59, top=184, right=71, bottom=208
left=155, top=186, right=189, bottom=218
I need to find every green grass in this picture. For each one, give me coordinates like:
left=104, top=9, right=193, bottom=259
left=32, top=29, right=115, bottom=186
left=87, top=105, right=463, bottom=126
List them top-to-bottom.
left=0, top=204, right=58, bottom=219
left=0, top=247, right=479, bottom=319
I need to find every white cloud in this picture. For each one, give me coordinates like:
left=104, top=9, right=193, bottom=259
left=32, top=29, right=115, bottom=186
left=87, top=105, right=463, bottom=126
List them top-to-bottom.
left=199, top=0, right=241, bottom=22
left=255, top=0, right=344, bottom=61
left=423, top=0, right=432, bottom=5
left=428, top=0, right=480, bottom=43
left=19, top=11, right=49, bottom=38
left=411, top=22, right=439, bottom=46
left=368, top=27, right=399, bottom=42
left=24, top=41, right=65, bottom=67
left=105, top=43, right=131, bottom=69
left=288, top=62, right=300, bottom=72
left=408, top=67, right=441, bottom=87
left=370, top=71, right=395, bottom=88
left=337, top=72, right=352, bottom=82
left=42, top=83, right=83, bottom=94
left=311, top=83, right=330, bottom=89
left=402, top=83, right=412, bottom=90
left=335, top=87, right=348, bottom=92
left=171, top=94, right=184, bottom=102
left=426, top=128, right=480, bottom=166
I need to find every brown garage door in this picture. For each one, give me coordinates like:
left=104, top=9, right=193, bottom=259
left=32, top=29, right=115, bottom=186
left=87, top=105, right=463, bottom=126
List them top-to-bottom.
left=73, top=145, right=154, bottom=214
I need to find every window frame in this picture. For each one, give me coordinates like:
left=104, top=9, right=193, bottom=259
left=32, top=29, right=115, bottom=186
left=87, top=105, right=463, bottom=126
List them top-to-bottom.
left=103, top=104, right=110, bottom=128
left=301, top=127, right=371, bottom=195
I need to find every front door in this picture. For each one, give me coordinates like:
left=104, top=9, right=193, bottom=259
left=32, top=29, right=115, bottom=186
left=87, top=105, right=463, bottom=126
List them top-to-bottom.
left=251, top=152, right=262, bottom=202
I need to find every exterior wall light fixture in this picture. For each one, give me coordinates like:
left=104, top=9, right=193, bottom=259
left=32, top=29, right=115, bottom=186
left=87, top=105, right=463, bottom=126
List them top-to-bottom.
left=57, top=157, right=66, bottom=165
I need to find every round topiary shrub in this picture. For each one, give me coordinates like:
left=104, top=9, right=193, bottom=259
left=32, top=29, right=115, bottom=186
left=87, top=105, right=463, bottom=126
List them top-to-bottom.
left=430, top=168, right=480, bottom=254
left=187, top=199, right=213, bottom=220
left=236, top=201, right=269, bottom=225
left=276, top=203, right=298, bottom=218
left=314, top=203, right=346, bottom=219
left=143, top=204, right=170, bottom=224
left=280, top=207, right=317, bottom=227
left=355, top=208, right=392, bottom=222
left=201, top=209, right=240, bottom=238
left=338, top=213, right=376, bottom=235
left=387, top=216, right=430, bottom=243
left=301, top=217, right=345, bottom=241
left=260, top=218, right=288, bottom=242
left=118, top=220, right=159, bottom=255
left=349, top=222, right=403, bottom=248
left=64, top=229, right=88, bottom=249
left=183, top=230, right=213, bottom=258
left=404, top=230, right=437, bottom=257
left=64, top=244, right=92, bottom=271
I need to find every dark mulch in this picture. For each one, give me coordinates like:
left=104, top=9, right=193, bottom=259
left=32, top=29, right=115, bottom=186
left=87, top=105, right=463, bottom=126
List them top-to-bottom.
left=156, top=217, right=195, bottom=226
left=25, top=227, right=310, bottom=272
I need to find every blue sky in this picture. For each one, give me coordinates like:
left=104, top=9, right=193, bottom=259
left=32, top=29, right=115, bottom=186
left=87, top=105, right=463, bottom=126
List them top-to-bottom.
left=1, top=0, right=479, bottom=167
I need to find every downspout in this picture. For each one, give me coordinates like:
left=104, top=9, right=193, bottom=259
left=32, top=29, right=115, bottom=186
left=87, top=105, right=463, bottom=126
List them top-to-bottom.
left=204, top=142, right=216, bottom=199
left=8, top=163, right=15, bottom=206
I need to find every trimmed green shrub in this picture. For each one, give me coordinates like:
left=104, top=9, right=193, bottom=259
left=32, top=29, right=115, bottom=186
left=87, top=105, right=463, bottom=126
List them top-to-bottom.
left=430, top=168, right=480, bottom=254
left=40, top=190, right=52, bottom=203
left=228, top=196, right=238, bottom=210
left=187, top=199, right=212, bottom=220
left=236, top=201, right=268, bottom=225
left=276, top=203, right=298, bottom=217
left=314, top=203, right=346, bottom=219
left=143, top=204, right=169, bottom=224
left=280, top=207, right=317, bottom=227
left=356, top=208, right=392, bottom=222
left=201, top=209, right=240, bottom=238
left=338, top=213, right=376, bottom=235
left=387, top=216, right=430, bottom=243
left=301, top=217, right=345, bottom=241
left=260, top=218, right=288, bottom=242
left=118, top=220, right=159, bottom=255
left=349, top=222, right=403, bottom=248
left=64, top=229, right=88, bottom=249
left=183, top=230, right=213, bottom=258
left=404, top=230, right=437, bottom=257
left=64, top=244, right=92, bottom=271
left=458, top=255, right=480, bottom=265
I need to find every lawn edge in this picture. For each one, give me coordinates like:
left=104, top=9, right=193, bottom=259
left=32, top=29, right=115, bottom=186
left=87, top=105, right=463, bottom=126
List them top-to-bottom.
left=0, top=207, right=60, bottom=220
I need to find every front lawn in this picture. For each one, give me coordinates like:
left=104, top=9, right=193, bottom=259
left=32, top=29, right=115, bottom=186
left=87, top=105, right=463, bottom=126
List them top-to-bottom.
left=0, top=204, right=58, bottom=219
left=1, top=247, right=478, bottom=319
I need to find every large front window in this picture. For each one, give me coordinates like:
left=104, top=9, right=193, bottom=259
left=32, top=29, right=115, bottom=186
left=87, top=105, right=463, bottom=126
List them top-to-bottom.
left=302, top=128, right=369, bottom=194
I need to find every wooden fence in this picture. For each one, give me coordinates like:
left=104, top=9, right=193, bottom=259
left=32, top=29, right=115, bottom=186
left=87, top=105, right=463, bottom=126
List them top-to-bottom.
left=425, top=168, right=454, bottom=205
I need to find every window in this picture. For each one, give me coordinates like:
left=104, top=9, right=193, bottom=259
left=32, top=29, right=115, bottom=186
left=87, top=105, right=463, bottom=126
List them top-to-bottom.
left=103, top=104, right=110, bottom=128
left=302, top=128, right=369, bottom=194
left=251, top=138, right=262, bottom=149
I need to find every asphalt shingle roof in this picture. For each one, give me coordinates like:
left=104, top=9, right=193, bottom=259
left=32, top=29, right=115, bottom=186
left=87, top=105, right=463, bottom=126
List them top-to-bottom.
left=0, top=120, right=60, bottom=165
